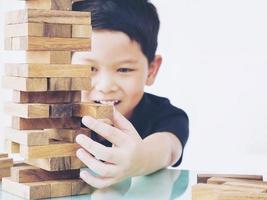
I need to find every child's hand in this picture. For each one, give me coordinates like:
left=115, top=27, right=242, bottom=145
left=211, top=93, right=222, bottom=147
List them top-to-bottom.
left=75, top=108, right=145, bottom=189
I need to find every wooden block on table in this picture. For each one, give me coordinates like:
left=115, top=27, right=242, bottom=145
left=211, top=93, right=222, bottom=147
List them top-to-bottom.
left=25, top=0, right=72, bottom=11
left=6, top=9, right=91, bottom=25
left=72, top=24, right=92, bottom=38
left=8, top=36, right=90, bottom=51
left=25, top=51, right=71, bottom=64
left=5, top=63, right=91, bottom=78
left=2, top=76, right=47, bottom=91
left=48, top=77, right=91, bottom=91
left=13, top=91, right=81, bottom=103
left=4, top=102, right=49, bottom=118
left=73, top=103, right=113, bottom=119
left=12, top=117, right=81, bottom=130
left=4, top=127, right=49, bottom=146
left=47, top=128, right=91, bottom=142
left=20, top=142, right=80, bottom=159
left=0, top=153, right=8, bottom=158
left=0, top=158, right=13, bottom=168
left=11, top=164, right=80, bottom=183
left=0, top=168, right=11, bottom=180
left=197, top=173, right=263, bottom=183
left=2, top=177, right=51, bottom=200
left=72, top=179, right=92, bottom=195
left=49, top=180, right=72, bottom=197
left=223, top=181, right=267, bottom=191
left=192, top=183, right=267, bottom=200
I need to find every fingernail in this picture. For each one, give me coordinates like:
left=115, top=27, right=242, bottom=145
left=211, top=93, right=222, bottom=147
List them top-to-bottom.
left=75, top=134, right=83, bottom=143
left=76, top=148, right=83, bottom=158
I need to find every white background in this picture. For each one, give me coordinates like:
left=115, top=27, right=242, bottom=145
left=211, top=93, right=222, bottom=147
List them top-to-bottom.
left=1, top=0, right=267, bottom=174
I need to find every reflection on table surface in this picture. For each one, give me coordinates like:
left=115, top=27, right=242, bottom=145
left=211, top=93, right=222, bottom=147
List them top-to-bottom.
left=0, top=169, right=194, bottom=200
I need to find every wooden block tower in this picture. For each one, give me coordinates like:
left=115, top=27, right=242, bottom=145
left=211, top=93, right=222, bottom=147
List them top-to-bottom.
left=1, top=0, right=113, bottom=199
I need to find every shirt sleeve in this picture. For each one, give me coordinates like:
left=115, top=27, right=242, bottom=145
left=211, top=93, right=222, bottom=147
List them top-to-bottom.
left=152, top=109, right=189, bottom=167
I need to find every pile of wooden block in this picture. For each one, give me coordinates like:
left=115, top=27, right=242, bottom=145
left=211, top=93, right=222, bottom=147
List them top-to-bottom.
left=1, top=0, right=113, bottom=199
left=0, top=153, right=13, bottom=180
left=192, top=173, right=267, bottom=200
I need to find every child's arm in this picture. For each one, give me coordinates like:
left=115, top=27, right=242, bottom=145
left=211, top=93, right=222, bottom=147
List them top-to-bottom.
left=75, top=108, right=183, bottom=189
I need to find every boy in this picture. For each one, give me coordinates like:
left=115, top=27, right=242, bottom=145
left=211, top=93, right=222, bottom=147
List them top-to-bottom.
left=72, top=0, right=189, bottom=189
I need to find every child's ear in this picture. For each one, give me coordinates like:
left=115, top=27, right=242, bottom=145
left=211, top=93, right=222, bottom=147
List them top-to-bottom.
left=146, top=55, right=162, bottom=86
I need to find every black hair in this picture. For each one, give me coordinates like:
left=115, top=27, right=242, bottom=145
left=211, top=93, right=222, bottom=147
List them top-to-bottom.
left=72, top=0, right=160, bottom=63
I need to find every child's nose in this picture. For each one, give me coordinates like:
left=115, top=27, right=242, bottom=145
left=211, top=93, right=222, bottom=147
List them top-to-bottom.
left=92, top=72, right=118, bottom=93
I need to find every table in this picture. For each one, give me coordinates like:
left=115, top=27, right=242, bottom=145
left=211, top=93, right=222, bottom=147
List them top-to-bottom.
left=0, top=169, right=195, bottom=200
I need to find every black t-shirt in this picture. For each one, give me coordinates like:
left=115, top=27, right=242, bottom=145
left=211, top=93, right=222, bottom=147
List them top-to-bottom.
left=90, top=92, right=189, bottom=167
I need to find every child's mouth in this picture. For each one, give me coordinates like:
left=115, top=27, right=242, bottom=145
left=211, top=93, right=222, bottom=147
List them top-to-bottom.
left=94, top=100, right=121, bottom=106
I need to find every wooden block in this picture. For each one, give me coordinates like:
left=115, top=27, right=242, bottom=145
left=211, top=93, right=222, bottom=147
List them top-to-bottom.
left=25, top=0, right=72, bottom=10
left=6, top=9, right=91, bottom=25
left=5, top=23, right=72, bottom=38
left=72, top=24, right=92, bottom=38
left=9, top=36, right=90, bottom=51
left=4, top=37, right=12, bottom=50
left=25, top=51, right=71, bottom=64
left=5, top=63, right=91, bottom=78
left=2, top=76, right=47, bottom=91
left=48, top=77, right=91, bottom=91
left=13, top=90, right=81, bottom=103
left=4, top=102, right=49, bottom=118
left=73, top=103, right=113, bottom=119
left=50, top=104, right=73, bottom=118
left=12, top=117, right=81, bottom=130
left=5, top=127, right=49, bottom=146
left=47, top=128, right=91, bottom=142
left=5, top=140, right=20, bottom=153
left=20, top=142, right=80, bottom=159
left=0, top=153, right=8, bottom=158
left=71, top=156, right=86, bottom=169
left=26, top=157, right=71, bottom=171
left=0, top=158, right=13, bottom=169
left=11, top=164, right=80, bottom=183
left=0, top=168, right=11, bottom=179
left=197, top=173, right=263, bottom=183
left=2, top=177, right=51, bottom=200
left=208, top=177, right=265, bottom=185
left=72, top=179, right=92, bottom=195
left=49, top=180, right=72, bottom=197
left=223, top=181, right=267, bottom=191
left=192, top=183, right=267, bottom=200
left=216, top=191, right=267, bottom=200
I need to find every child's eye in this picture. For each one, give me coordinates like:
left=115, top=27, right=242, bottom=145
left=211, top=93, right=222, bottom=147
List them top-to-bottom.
left=117, top=68, right=134, bottom=73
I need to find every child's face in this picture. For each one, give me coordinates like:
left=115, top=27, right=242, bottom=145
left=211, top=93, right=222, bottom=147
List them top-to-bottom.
left=72, top=30, right=161, bottom=119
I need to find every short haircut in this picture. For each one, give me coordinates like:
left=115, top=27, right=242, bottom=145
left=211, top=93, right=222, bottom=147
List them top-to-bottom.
left=72, top=0, right=160, bottom=63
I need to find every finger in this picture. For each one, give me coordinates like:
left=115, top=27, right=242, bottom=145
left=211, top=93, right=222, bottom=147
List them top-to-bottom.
left=113, top=108, right=139, bottom=136
left=82, top=116, right=127, bottom=146
left=98, top=118, right=113, bottom=126
left=76, top=134, right=119, bottom=164
left=76, top=148, right=119, bottom=178
left=80, top=169, right=116, bottom=189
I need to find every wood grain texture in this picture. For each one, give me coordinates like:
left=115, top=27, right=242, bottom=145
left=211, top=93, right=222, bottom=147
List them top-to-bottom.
left=25, top=0, right=72, bottom=11
left=6, top=9, right=91, bottom=25
left=72, top=24, right=92, bottom=38
left=9, top=36, right=91, bottom=51
left=25, top=51, right=71, bottom=64
left=5, top=63, right=91, bottom=77
left=2, top=76, right=47, bottom=91
left=48, top=77, right=91, bottom=91
left=13, top=91, right=81, bottom=103
left=4, top=102, right=49, bottom=118
left=73, top=103, right=113, bottom=119
left=50, top=104, right=73, bottom=118
left=12, top=117, right=81, bottom=130
left=4, top=127, right=49, bottom=146
left=47, top=128, right=91, bottom=142
left=5, top=140, right=20, bottom=153
left=20, top=142, right=80, bottom=159
left=0, top=153, right=8, bottom=158
left=0, top=157, right=13, bottom=169
left=11, top=164, right=79, bottom=183
left=0, top=168, right=11, bottom=180
left=2, top=177, right=51, bottom=200
left=207, top=177, right=266, bottom=185
left=71, top=179, right=92, bottom=195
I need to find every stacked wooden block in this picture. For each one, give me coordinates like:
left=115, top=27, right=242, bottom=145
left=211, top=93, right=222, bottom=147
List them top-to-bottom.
left=1, top=0, right=113, bottom=199
left=0, top=153, right=13, bottom=180
left=192, top=173, right=267, bottom=200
